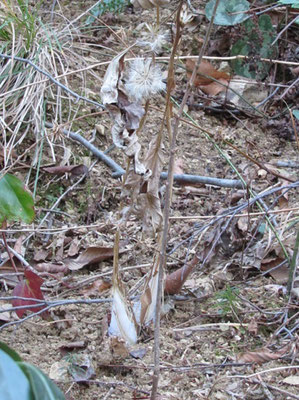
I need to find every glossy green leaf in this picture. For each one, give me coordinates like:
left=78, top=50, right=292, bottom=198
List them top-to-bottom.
left=205, top=0, right=249, bottom=26
left=278, top=0, right=299, bottom=6
left=0, top=174, right=34, bottom=224
left=0, top=341, right=23, bottom=362
left=0, top=350, right=33, bottom=400
left=19, top=362, right=65, bottom=400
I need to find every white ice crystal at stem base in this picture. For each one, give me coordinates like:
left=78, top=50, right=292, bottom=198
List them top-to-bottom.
left=108, top=286, right=138, bottom=345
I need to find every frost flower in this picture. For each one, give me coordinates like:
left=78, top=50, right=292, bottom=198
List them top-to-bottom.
left=125, top=58, right=165, bottom=102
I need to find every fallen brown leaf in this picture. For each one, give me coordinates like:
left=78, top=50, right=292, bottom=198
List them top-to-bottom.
left=186, top=59, right=230, bottom=86
left=64, top=246, right=115, bottom=270
left=238, top=343, right=290, bottom=364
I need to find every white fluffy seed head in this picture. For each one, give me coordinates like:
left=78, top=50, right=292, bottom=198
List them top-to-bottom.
left=137, top=24, right=169, bottom=54
left=125, top=58, right=166, bottom=102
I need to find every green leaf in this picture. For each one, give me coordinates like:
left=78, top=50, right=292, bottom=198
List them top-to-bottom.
left=205, top=0, right=250, bottom=26
left=278, top=0, right=299, bottom=5
left=230, top=14, right=277, bottom=79
left=258, top=14, right=273, bottom=31
left=293, top=110, right=299, bottom=120
left=0, top=174, right=34, bottom=224
left=0, top=341, right=23, bottom=362
left=0, top=350, right=33, bottom=400
left=19, top=362, right=65, bottom=400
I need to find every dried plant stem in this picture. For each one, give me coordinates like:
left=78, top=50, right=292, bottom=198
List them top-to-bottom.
left=151, top=0, right=220, bottom=397
left=150, top=3, right=184, bottom=399
left=288, top=103, right=299, bottom=151
left=287, top=229, right=299, bottom=295
left=1, top=231, right=19, bottom=278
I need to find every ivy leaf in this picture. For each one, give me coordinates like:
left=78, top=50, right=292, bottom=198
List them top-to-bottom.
left=205, top=0, right=249, bottom=26
left=278, top=0, right=299, bottom=6
left=293, top=110, right=299, bottom=120
left=0, top=174, right=34, bottom=224
left=12, top=270, right=48, bottom=319
left=0, top=341, right=23, bottom=362
left=0, top=342, right=65, bottom=400
left=0, top=349, right=34, bottom=400
left=19, top=362, right=65, bottom=400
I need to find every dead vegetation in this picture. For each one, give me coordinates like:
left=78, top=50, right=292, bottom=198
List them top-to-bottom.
left=0, top=0, right=299, bottom=399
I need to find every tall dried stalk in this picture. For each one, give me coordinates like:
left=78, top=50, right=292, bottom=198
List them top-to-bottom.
left=150, top=0, right=221, bottom=398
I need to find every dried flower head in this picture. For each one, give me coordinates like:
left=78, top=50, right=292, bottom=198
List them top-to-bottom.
left=137, top=23, right=169, bottom=54
left=125, top=58, right=165, bottom=102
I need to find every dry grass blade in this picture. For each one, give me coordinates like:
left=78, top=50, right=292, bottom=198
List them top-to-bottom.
left=0, top=1, right=98, bottom=167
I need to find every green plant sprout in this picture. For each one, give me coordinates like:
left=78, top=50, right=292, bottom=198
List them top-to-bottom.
left=86, top=0, right=129, bottom=25
left=214, top=285, right=241, bottom=322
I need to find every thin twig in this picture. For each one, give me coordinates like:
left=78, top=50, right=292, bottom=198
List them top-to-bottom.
left=272, top=15, right=299, bottom=45
left=45, top=122, right=125, bottom=176
left=46, top=122, right=243, bottom=187
left=224, top=140, right=296, bottom=183
left=275, top=161, right=299, bottom=168
left=160, top=172, right=243, bottom=188
left=0, top=201, right=297, bottom=235
left=169, top=206, right=299, bottom=220
left=288, top=229, right=299, bottom=295
left=1, top=232, right=19, bottom=277
left=0, top=297, right=112, bottom=331
left=226, top=365, right=299, bottom=379
left=87, top=379, right=150, bottom=395
left=248, top=379, right=299, bottom=400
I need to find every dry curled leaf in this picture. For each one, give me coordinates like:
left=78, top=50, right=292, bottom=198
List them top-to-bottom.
left=100, top=49, right=149, bottom=176
left=186, top=59, right=231, bottom=87
left=120, top=134, right=163, bottom=234
left=64, top=246, right=115, bottom=270
left=137, top=253, right=162, bottom=326
left=164, top=255, right=198, bottom=295
left=81, top=279, right=112, bottom=297
left=247, top=319, right=258, bottom=336
left=238, top=343, right=290, bottom=364
left=283, top=375, right=299, bottom=386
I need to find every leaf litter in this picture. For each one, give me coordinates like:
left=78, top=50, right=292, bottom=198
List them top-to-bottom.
left=0, top=1, right=298, bottom=399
